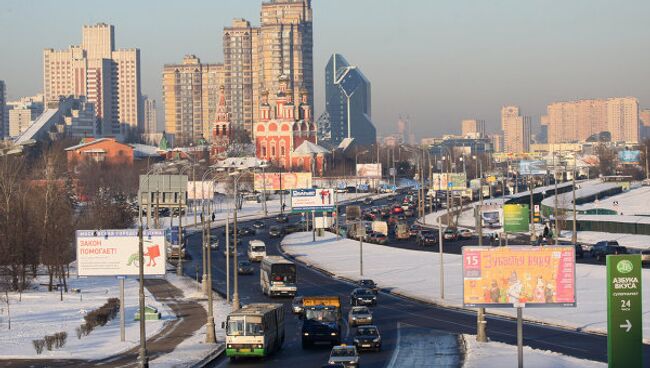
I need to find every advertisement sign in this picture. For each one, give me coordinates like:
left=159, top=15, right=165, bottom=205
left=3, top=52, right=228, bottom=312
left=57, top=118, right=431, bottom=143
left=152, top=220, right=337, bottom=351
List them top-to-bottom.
left=618, top=150, right=641, bottom=165
left=519, top=160, right=547, bottom=175
left=356, top=163, right=382, bottom=178
left=254, top=172, right=312, bottom=191
left=432, top=173, right=467, bottom=190
left=469, top=179, right=482, bottom=190
left=186, top=181, right=215, bottom=200
left=291, top=188, right=336, bottom=212
left=481, top=204, right=502, bottom=228
left=503, top=204, right=530, bottom=233
left=315, top=216, right=334, bottom=229
left=76, top=229, right=166, bottom=276
left=462, top=246, right=576, bottom=308
left=606, top=255, right=643, bottom=368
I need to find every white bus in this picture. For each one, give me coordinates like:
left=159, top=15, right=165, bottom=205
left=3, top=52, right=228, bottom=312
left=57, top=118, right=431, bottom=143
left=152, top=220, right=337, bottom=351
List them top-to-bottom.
left=247, top=240, right=267, bottom=262
left=260, top=256, right=297, bottom=297
left=225, top=303, right=285, bottom=359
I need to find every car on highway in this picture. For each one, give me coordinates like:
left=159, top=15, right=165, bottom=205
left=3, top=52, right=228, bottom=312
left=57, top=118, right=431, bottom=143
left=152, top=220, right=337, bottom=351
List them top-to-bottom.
left=335, top=187, right=347, bottom=194
left=363, top=197, right=373, bottom=205
left=404, top=208, right=415, bottom=217
left=275, top=213, right=289, bottom=223
left=252, top=220, right=265, bottom=229
left=409, top=224, right=422, bottom=237
left=269, top=225, right=284, bottom=238
left=239, top=226, right=255, bottom=236
left=443, top=228, right=458, bottom=241
left=457, top=228, right=473, bottom=239
left=416, top=230, right=438, bottom=246
left=367, top=232, right=387, bottom=245
left=210, top=239, right=219, bottom=250
left=590, top=240, right=627, bottom=261
left=574, top=243, right=584, bottom=259
left=223, top=244, right=242, bottom=257
left=237, top=260, right=254, bottom=275
left=358, top=279, right=379, bottom=294
left=350, top=288, right=377, bottom=307
left=291, top=296, right=304, bottom=314
left=348, top=306, right=373, bottom=327
left=353, top=325, right=382, bottom=352
left=328, top=345, right=359, bottom=368
left=322, top=364, right=346, bottom=368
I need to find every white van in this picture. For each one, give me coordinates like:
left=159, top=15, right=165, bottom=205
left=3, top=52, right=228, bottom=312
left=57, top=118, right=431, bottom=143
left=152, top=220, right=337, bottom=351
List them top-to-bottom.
left=248, top=240, right=267, bottom=262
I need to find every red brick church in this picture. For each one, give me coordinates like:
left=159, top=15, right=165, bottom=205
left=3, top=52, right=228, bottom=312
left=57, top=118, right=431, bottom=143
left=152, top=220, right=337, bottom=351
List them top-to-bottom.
left=254, top=75, right=327, bottom=175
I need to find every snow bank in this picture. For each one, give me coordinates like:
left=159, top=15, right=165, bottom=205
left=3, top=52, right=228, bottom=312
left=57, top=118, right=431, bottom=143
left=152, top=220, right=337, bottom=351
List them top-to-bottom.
left=282, top=231, right=650, bottom=341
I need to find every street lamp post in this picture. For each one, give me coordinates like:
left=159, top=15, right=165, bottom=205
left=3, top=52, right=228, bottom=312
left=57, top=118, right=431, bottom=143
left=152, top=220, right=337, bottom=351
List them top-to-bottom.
left=571, top=166, right=577, bottom=245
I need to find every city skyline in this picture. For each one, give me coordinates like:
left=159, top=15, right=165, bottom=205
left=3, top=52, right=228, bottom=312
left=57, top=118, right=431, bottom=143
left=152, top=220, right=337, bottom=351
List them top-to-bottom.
left=2, top=0, right=650, bottom=137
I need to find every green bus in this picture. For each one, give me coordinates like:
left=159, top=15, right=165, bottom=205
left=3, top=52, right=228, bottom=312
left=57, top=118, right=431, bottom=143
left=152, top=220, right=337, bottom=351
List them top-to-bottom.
left=225, top=303, right=285, bottom=359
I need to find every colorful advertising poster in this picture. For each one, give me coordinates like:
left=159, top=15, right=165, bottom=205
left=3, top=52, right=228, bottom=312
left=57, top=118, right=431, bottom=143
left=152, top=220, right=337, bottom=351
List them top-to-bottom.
left=618, top=150, right=641, bottom=165
left=356, top=163, right=382, bottom=178
left=254, top=172, right=312, bottom=191
left=431, top=173, right=467, bottom=190
left=291, top=188, right=336, bottom=212
left=503, top=204, right=530, bottom=233
left=76, top=229, right=166, bottom=276
left=462, top=246, right=576, bottom=308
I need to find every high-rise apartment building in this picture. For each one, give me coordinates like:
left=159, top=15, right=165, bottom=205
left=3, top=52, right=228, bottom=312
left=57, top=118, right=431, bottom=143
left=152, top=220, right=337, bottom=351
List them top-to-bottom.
left=256, top=0, right=313, bottom=124
left=223, top=19, right=257, bottom=135
left=43, top=23, right=141, bottom=139
left=322, top=53, right=376, bottom=146
left=162, top=55, right=224, bottom=146
left=0, top=81, right=5, bottom=138
left=143, top=96, right=157, bottom=135
left=543, top=97, right=639, bottom=143
left=501, top=106, right=530, bottom=153
left=8, top=107, right=38, bottom=138
left=640, top=109, right=650, bottom=139
left=461, top=119, right=486, bottom=138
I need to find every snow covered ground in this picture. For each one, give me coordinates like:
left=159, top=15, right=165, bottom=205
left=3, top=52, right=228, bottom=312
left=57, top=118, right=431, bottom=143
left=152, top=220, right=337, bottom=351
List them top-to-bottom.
left=578, top=185, right=650, bottom=216
left=282, top=231, right=650, bottom=342
left=0, top=269, right=172, bottom=359
left=149, top=274, right=230, bottom=368
left=462, top=334, right=606, bottom=368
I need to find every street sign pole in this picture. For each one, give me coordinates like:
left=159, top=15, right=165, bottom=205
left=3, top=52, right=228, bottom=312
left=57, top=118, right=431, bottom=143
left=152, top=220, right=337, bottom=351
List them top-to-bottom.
left=438, top=216, right=444, bottom=300
left=607, top=255, right=643, bottom=368
left=119, top=277, right=125, bottom=342
left=517, top=307, right=523, bottom=368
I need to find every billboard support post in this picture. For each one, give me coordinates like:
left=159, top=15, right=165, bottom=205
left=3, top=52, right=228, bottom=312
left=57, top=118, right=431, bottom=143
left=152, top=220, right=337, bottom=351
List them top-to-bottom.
left=312, top=210, right=316, bottom=243
left=439, top=216, right=444, bottom=300
left=137, top=226, right=148, bottom=368
left=359, top=235, right=363, bottom=277
left=119, top=277, right=125, bottom=342
left=517, top=307, right=523, bottom=368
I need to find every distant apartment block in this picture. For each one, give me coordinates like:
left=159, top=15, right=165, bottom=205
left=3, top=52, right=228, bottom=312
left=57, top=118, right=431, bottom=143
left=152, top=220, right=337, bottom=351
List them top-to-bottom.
left=43, top=23, right=141, bottom=139
left=162, top=55, right=224, bottom=146
left=0, top=81, right=5, bottom=138
left=143, top=96, right=157, bottom=135
left=542, top=97, right=639, bottom=143
left=501, top=106, right=530, bottom=153
left=8, top=108, right=38, bottom=138
left=640, top=109, right=650, bottom=139
left=461, top=119, right=485, bottom=138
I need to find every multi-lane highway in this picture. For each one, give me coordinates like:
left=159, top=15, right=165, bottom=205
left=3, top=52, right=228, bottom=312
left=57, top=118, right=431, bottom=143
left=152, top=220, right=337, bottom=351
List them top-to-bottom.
left=182, top=194, right=649, bottom=367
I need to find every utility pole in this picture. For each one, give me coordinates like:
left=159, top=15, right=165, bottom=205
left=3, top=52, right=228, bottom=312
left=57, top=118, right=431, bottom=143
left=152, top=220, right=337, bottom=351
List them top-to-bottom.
left=553, top=154, right=559, bottom=245
left=476, top=157, right=487, bottom=342
left=572, top=166, right=577, bottom=244
left=232, top=174, right=241, bottom=311
left=529, top=176, right=536, bottom=243
left=177, top=191, right=184, bottom=276
left=205, top=195, right=216, bottom=343
left=137, top=226, right=148, bottom=368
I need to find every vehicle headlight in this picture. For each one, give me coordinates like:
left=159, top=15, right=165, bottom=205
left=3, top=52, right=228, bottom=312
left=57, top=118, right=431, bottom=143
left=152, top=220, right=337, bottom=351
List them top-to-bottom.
left=352, top=317, right=356, bottom=320
left=303, top=332, right=309, bottom=336
left=331, top=332, right=337, bottom=336
left=373, top=337, right=381, bottom=342
left=353, top=338, right=360, bottom=343
left=227, top=344, right=232, bottom=348
left=257, top=344, right=263, bottom=348
left=329, top=361, right=335, bottom=365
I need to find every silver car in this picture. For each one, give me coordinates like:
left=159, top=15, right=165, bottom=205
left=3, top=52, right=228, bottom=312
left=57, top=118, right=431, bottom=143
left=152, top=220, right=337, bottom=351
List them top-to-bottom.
left=348, top=306, right=373, bottom=327
left=328, top=345, right=359, bottom=368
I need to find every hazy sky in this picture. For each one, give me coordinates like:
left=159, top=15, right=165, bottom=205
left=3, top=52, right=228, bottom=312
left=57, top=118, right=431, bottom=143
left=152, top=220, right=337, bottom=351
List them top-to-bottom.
left=2, top=0, right=650, bottom=137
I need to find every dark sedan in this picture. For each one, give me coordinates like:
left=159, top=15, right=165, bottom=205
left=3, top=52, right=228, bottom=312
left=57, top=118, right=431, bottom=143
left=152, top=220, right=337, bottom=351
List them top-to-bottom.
left=275, top=213, right=289, bottom=223
left=252, top=220, right=265, bottom=229
left=269, top=226, right=284, bottom=238
left=416, top=230, right=438, bottom=246
left=237, top=260, right=254, bottom=275
left=358, top=279, right=379, bottom=294
left=350, top=288, right=377, bottom=307
left=353, top=325, right=382, bottom=352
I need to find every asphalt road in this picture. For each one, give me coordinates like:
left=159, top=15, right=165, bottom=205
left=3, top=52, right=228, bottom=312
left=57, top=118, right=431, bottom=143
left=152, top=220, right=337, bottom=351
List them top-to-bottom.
left=181, top=194, right=650, bottom=367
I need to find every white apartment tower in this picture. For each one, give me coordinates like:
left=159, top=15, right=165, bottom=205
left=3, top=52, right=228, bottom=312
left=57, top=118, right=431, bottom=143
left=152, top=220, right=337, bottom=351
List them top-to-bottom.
left=43, top=23, right=141, bottom=140
left=501, top=106, right=530, bottom=153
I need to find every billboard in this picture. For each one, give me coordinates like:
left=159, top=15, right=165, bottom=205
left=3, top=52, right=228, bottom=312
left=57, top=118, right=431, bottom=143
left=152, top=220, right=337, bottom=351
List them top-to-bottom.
left=618, top=150, right=640, bottom=165
left=519, top=160, right=547, bottom=175
left=356, top=163, right=382, bottom=178
left=254, top=172, right=312, bottom=191
left=431, top=173, right=467, bottom=190
left=187, top=181, right=215, bottom=200
left=291, top=188, right=336, bottom=212
left=503, top=204, right=530, bottom=233
left=76, top=229, right=166, bottom=276
left=462, top=246, right=576, bottom=308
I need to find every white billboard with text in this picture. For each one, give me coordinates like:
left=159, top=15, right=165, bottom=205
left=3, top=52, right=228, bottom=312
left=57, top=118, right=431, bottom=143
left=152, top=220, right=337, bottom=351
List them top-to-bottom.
left=76, top=229, right=166, bottom=276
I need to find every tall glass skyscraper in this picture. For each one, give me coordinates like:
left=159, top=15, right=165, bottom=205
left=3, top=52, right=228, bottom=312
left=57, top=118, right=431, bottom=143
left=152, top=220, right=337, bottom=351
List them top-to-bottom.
left=323, top=53, right=376, bottom=147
